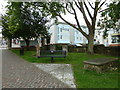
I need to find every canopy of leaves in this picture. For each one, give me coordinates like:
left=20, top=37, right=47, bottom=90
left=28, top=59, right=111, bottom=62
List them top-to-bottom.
left=1, top=2, right=50, bottom=40
left=1, top=15, right=13, bottom=39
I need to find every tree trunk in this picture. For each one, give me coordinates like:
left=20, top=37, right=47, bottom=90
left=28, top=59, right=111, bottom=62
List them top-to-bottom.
left=87, top=34, right=94, bottom=54
left=36, top=36, right=41, bottom=57
left=41, top=37, right=46, bottom=47
left=7, top=38, right=12, bottom=50
left=24, top=39, right=30, bottom=50
left=25, top=39, right=30, bottom=47
left=36, top=44, right=40, bottom=57
left=62, top=45, right=68, bottom=55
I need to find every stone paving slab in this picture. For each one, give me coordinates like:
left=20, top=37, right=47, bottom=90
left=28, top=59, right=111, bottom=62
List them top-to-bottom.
left=2, top=50, right=70, bottom=88
left=33, top=64, right=76, bottom=88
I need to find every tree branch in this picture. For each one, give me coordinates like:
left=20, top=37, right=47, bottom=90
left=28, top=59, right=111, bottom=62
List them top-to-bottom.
left=87, top=0, right=95, bottom=10
left=98, top=0, right=107, bottom=11
left=74, top=1, right=82, bottom=11
left=92, top=1, right=100, bottom=32
left=69, top=2, right=89, bottom=39
left=78, top=2, right=92, bottom=31
left=84, top=2, right=93, bottom=20
left=66, top=3, right=75, bottom=15
left=70, top=3, right=80, bottom=26
left=98, top=8, right=108, bottom=13
left=58, top=13, right=89, bottom=39
left=58, top=14, right=78, bottom=30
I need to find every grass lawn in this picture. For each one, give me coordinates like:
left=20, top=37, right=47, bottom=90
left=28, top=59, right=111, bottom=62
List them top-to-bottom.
left=11, top=49, right=119, bottom=88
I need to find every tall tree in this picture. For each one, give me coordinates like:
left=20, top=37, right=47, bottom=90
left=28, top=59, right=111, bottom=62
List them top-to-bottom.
left=41, top=1, right=106, bottom=54
left=1, top=2, right=21, bottom=49
left=4, top=2, right=49, bottom=47
left=1, top=15, right=13, bottom=49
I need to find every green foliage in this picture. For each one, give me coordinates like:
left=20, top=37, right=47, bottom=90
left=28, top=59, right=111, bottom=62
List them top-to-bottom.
left=98, top=1, right=120, bottom=38
left=1, top=2, right=50, bottom=45
left=41, top=2, right=65, bottom=18
left=108, top=2, right=120, bottom=20
left=1, top=15, right=13, bottom=39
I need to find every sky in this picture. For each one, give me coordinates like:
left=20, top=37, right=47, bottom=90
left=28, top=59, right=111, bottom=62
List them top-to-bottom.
left=0, top=0, right=7, bottom=15
left=0, top=0, right=8, bottom=33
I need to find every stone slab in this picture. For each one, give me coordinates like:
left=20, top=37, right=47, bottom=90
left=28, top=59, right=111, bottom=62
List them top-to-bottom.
left=83, top=58, right=118, bottom=65
left=33, top=63, right=76, bottom=88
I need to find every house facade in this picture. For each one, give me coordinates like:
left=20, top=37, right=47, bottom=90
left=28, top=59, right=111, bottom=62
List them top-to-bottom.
left=49, top=22, right=88, bottom=45
left=94, top=28, right=120, bottom=46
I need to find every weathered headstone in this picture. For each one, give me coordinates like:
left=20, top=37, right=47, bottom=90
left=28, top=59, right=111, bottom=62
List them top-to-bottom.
left=83, top=58, right=118, bottom=73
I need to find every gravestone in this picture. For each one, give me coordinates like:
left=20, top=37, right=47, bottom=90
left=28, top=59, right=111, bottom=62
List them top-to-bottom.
left=83, top=58, right=119, bottom=73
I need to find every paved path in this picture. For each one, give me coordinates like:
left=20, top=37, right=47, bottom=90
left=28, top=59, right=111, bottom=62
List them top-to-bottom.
left=2, top=50, right=70, bottom=88
left=33, top=64, right=76, bottom=88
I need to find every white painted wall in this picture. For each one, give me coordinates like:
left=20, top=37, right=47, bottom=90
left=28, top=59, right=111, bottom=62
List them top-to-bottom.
left=49, top=23, right=88, bottom=45
left=49, top=24, right=58, bottom=44
left=57, top=24, right=70, bottom=43
left=94, top=28, right=120, bottom=46
left=94, top=29, right=104, bottom=44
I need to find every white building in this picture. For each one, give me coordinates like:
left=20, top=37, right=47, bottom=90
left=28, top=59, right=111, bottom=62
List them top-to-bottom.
left=49, top=22, right=88, bottom=45
left=94, top=28, right=120, bottom=46
left=94, top=29, right=104, bottom=45
left=106, top=29, right=120, bottom=46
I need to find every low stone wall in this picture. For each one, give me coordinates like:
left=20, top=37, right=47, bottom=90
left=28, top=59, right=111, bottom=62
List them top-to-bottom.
left=16, top=44, right=119, bottom=57
left=68, top=45, right=120, bottom=57
left=68, top=45, right=87, bottom=53
left=94, top=45, right=120, bottom=57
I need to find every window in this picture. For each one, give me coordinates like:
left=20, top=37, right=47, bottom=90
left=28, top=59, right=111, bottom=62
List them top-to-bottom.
left=58, top=27, right=59, bottom=34
left=60, top=28, right=62, bottom=32
left=63, top=28, right=69, bottom=31
left=58, top=30, right=59, bottom=34
left=58, top=35, right=59, bottom=40
left=60, top=35, right=62, bottom=39
left=112, top=35, right=120, bottom=43
left=80, top=37, right=82, bottom=40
